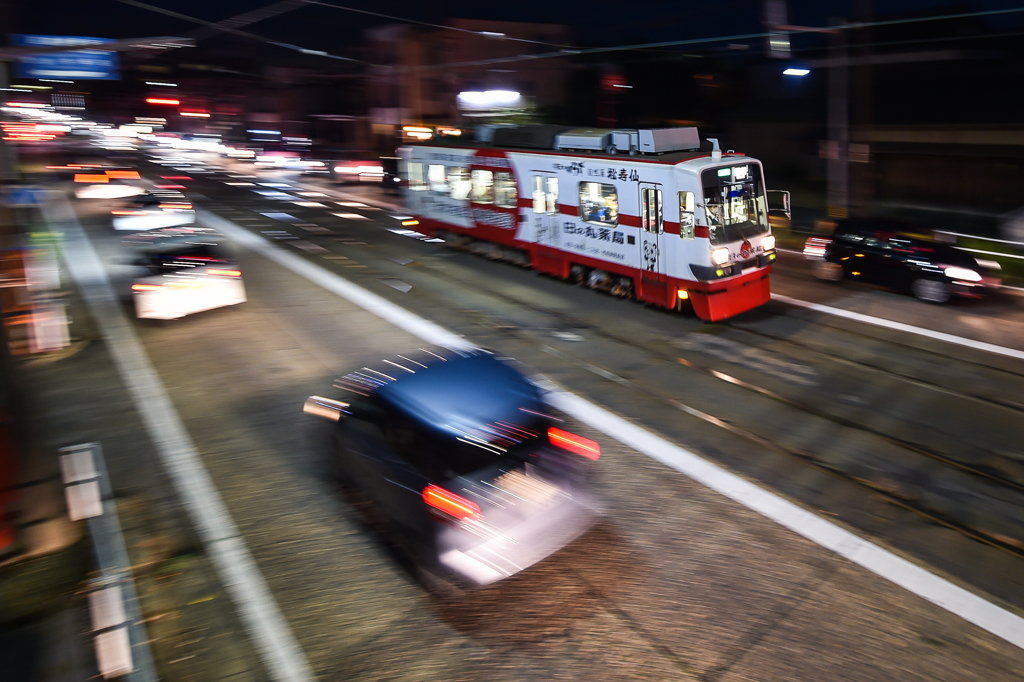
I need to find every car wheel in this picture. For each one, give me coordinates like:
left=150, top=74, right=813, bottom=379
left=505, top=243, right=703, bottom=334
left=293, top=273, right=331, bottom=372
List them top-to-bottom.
left=811, top=261, right=844, bottom=282
left=912, top=278, right=951, bottom=303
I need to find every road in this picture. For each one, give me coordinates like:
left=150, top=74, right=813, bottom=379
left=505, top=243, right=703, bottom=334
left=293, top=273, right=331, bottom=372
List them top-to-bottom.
left=25, top=147, right=1024, bottom=680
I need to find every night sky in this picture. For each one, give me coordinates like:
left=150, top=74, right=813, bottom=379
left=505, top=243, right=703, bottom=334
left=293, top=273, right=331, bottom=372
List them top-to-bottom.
left=10, top=0, right=1024, bottom=64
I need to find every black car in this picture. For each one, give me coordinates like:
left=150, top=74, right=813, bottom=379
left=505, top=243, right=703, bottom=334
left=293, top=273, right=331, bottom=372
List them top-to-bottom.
left=804, top=219, right=1001, bottom=303
left=304, top=347, right=601, bottom=589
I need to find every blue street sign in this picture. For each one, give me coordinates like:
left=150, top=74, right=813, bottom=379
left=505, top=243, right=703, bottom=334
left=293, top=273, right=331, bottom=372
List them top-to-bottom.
left=11, top=35, right=119, bottom=81
left=2, top=186, right=44, bottom=207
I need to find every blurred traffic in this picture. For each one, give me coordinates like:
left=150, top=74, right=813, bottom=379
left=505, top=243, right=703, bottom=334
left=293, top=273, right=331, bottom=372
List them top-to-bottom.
left=4, top=4, right=1024, bottom=682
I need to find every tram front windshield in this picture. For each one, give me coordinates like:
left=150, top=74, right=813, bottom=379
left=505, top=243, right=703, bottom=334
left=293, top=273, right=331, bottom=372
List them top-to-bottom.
left=701, top=164, right=770, bottom=246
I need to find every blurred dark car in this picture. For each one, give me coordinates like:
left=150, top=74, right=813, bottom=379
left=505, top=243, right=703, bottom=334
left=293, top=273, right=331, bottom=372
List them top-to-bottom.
left=804, top=218, right=1001, bottom=303
left=304, top=347, right=601, bottom=590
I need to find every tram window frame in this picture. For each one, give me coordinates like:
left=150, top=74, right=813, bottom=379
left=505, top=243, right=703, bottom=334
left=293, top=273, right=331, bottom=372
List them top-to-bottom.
left=407, top=162, right=428, bottom=191
left=428, top=164, right=448, bottom=194
left=449, top=167, right=471, bottom=200
left=471, top=169, right=494, bottom=204
left=495, top=171, right=518, bottom=208
left=532, top=175, right=545, bottom=213
left=546, top=177, right=558, bottom=214
left=578, top=181, right=618, bottom=227
left=641, top=186, right=663, bottom=234
left=679, top=191, right=695, bottom=239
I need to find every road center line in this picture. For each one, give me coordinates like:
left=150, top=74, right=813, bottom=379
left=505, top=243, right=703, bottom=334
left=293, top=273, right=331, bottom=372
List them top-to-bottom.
left=47, top=196, right=314, bottom=682
left=202, top=208, right=1024, bottom=651
left=772, top=293, right=1024, bottom=362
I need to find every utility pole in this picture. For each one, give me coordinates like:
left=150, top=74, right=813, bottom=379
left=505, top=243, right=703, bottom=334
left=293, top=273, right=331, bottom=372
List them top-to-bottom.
left=848, top=1, right=874, bottom=218
left=826, top=18, right=849, bottom=220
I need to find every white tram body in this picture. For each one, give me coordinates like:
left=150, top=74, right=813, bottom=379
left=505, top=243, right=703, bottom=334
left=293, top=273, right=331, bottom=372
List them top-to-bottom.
left=399, top=126, right=778, bottom=321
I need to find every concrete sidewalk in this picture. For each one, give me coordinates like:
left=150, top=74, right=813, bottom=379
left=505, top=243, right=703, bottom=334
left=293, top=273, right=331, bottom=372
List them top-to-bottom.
left=0, top=194, right=95, bottom=680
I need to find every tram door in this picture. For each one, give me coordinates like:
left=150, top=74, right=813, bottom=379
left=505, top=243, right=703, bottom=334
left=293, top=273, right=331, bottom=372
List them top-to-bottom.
left=531, top=173, right=560, bottom=248
left=639, top=183, right=664, bottom=277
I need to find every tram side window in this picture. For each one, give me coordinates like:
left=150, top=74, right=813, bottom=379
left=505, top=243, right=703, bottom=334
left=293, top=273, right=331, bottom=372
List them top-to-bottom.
left=408, top=162, right=428, bottom=191
left=428, top=164, right=448, bottom=193
left=449, top=167, right=471, bottom=200
left=471, top=170, right=494, bottom=204
left=495, top=171, right=518, bottom=208
left=532, top=176, right=545, bottom=213
left=534, top=176, right=559, bottom=213
left=546, top=177, right=558, bottom=214
left=579, top=182, right=618, bottom=226
left=679, top=191, right=695, bottom=239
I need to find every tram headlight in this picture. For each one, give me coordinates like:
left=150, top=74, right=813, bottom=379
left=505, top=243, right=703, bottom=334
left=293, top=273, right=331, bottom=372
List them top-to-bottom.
left=762, top=235, right=776, bottom=252
left=712, top=248, right=730, bottom=265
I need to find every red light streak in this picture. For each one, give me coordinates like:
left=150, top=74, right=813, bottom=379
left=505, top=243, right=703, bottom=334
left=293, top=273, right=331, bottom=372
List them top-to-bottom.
left=547, top=427, right=601, bottom=460
left=423, top=484, right=483, bottom=521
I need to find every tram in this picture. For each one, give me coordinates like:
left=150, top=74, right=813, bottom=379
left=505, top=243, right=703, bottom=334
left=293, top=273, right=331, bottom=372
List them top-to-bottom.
left=398, top=126, right=783, bottom=322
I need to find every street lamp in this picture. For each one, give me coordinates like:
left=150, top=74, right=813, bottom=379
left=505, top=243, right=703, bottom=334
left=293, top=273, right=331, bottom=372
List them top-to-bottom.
left=457, top=90, right=521, bottom=108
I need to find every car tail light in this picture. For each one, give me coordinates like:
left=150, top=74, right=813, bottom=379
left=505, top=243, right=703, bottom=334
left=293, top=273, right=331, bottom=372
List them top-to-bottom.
left=106, top=170, right=140, bottom=179
left=74, top=174, right=108, bottom=183
left=158, top=203, right=193, bottom=210
left=112, top=210, right=148, bottom=215
left=207, top=269, right=241, bottom=277
left=132, top=283, right=163, bottom=291
left=548, top=427, right=600, bottom=460
left=423, top=484, right=483, bottom=522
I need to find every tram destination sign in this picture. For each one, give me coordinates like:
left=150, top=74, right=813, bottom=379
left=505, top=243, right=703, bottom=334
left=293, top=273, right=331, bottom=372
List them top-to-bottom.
left=12, top=35, right=120, bottom=80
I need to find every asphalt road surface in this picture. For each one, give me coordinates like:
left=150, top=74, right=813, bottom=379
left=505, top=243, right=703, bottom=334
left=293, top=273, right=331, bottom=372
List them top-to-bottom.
left=27, top=147, right=1024, bottom=681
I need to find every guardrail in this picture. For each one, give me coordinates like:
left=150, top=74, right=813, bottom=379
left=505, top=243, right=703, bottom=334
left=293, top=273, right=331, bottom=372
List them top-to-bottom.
left=935, top=230, right=1024, bottom=261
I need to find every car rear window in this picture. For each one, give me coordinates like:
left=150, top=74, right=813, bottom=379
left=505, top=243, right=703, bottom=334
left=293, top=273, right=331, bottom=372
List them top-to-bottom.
left=346, top=395, right=546, bottom=479
left=439, top=429, right=542, bottom=478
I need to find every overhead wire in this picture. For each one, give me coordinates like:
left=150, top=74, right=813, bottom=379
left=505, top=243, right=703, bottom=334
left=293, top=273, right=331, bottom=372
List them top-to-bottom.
left=107, top=0, right=1024, bottom=72
left=109, top=0, right=362, bottom=62
left=186, top=0, right=315, bottom=41
left=307, top=1, right=575, bottom=48
left=388, top=5, right=1024, bottom=72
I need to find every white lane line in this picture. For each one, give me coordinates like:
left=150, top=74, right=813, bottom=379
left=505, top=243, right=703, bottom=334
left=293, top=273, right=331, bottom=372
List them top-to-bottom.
left=47, top=196, right=314, bottom=682
left=203, top=208, right=1024, bottom=652
left=201, top=209, right=471, bottom=350
left=772, top=293, right=1024, bottom=362
left=543, top=389, right=1024, bottom=650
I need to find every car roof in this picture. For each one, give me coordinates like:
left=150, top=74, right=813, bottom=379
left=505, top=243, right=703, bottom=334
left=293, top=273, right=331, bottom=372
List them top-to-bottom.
left=833, top=219, right=976, bottom=263
left=338, top=348, right=547, bottom=435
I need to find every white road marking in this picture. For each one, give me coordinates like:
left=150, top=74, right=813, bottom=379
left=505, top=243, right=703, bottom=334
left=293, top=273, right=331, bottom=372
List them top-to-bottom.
left=48, top=197, right=314, bottom=682
left=201, top=208, right=1024, bottom=652
left=202, top=210, right=470, bottom=350
left=772, top=293, right=1024, bottom=362
left=544, top=389, right=1024, bottom=650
